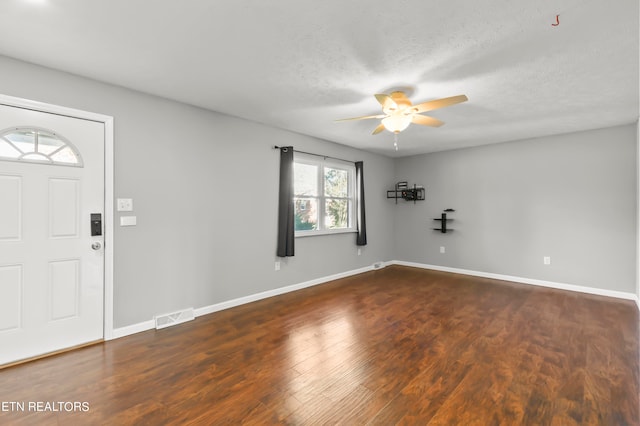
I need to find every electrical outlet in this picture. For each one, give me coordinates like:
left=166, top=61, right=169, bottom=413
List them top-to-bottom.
left=440, top=246, right=445, bottom=254
left=544, top=256, right=551, bottom=265
left=274, top=261, right=280, bottom=271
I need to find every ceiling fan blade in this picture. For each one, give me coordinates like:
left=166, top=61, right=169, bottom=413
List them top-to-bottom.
left=390, top=91, right=412, bottom=107
left=374, top=94, right=398, bottom=113
left=413, top=94, right=468, bottom=113
left=335, top=114, right=386, bottom=122
left=411, top=114, right=445, bottom=127
left=372, top=123, right=386, bottom=135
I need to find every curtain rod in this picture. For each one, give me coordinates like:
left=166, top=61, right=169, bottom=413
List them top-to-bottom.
left=273, top=146, right=355, bottom=164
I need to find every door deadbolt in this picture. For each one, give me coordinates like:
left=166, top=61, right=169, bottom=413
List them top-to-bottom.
left=91, top=213, right=102, bottom=236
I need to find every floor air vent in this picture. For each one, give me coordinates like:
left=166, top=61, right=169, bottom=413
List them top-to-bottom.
left=154, top=308, right=195, bottom=330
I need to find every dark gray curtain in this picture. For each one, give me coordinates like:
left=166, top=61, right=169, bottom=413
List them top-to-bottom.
left=277, top=147, right=295, bottom=257
left=355, top=161, right=367, bottom=246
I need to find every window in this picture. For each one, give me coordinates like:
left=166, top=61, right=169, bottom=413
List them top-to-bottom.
left=0, top=127, right=83, bottom=167
left=294, top=154, right=356, bottom=236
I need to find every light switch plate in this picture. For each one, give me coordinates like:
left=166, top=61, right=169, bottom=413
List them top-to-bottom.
left=117, top=198, right=133, bottom=212
left=120, top=216, right=137, bottom=227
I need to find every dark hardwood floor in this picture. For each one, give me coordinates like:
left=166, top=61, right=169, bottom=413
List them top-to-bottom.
left=0, top=265, right=638, bottom=425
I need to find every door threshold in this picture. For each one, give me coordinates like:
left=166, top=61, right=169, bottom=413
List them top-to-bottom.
left=0, top=339, right=104, bottom=370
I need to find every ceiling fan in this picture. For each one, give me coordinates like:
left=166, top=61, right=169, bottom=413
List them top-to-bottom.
left=336, top=91, right=468, bottom=135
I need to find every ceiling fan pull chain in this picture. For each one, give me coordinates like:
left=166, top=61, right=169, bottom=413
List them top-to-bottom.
left=394, top=133, right=399, bottom=151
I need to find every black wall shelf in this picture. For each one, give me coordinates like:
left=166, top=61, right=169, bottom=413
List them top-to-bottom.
left=387, top=181, right=425, bottom=204
left=433, top=210, right=455, bottom=233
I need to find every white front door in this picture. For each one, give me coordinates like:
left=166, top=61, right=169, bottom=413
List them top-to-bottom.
left=0, top=104, right=104, bottom=365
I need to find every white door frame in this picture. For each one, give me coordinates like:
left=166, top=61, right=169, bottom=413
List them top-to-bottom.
left=0, top=93, right=115, bottom=340
left=636, top=119, right=639, bottom=311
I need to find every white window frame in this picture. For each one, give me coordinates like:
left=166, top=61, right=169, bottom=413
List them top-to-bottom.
left=294, top=153, right=357, bottom=237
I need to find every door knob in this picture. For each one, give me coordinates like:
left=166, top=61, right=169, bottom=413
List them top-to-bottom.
left=91, top=242, right=102, bottom=250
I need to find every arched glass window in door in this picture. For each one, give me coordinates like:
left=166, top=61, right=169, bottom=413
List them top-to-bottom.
left=0, top=127, right=83, bottom=167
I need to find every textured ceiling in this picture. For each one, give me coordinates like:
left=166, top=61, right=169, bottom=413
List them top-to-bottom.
left=0, top=0, right=637, bottom=157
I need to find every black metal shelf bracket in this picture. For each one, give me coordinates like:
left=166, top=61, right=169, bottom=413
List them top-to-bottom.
left=386, top=181, right=425, bottom=204
left=433, top=209, right=455, bottom=233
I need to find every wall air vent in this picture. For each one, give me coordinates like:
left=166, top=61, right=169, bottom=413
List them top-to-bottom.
left=154, top=308, right=195, bottom=330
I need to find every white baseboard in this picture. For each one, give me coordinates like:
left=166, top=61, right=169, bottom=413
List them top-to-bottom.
left=110, top=259, right=637, bottom=339
left=391, top=260, right=638, bottom=302
left=110, top=263, right=383, bottom=340
left=194, top=264, right=378, bottom=317
left=111, top=319, right=155, bottom=339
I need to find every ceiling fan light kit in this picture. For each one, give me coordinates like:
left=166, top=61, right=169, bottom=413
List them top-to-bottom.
left=336, top=91, right=468, bottom=150
left=382, top=114, right=412, bottom=133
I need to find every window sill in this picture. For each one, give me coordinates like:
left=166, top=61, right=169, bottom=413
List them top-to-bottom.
left=295, top=228, right=357, bottom=238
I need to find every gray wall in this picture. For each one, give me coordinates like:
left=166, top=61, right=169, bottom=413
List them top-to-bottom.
left=0, top=55, right=396, bottom=328
left=0, top=55, right=636, bottom=330
left=393, top=125, right=638, bottom=293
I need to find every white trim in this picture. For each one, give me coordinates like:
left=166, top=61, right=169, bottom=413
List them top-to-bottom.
left=0, top=94, right=116, bottom=340
left=0, top=95, right=112, bottom=123
left=103, top=116, right=115, bottom=339
left=636, top=119, right=639, bottom=311
left=293, top=154, right=357, bottom=237
left=296, top=229, right=357, bottom=238
left=109, top=258, right=638, bottom=340
left=391, top=260, right=638, bottom=301
left=112, top=263, right=381, bottom=338
left=194, top=264, right=376, bottom=317
left=112, top=320, right=155, bottom=339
